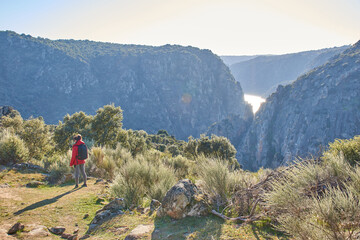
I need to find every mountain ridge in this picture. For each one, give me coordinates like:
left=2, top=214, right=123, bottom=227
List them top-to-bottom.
left=0, top=31, right=252, bottom=140
left=237, top=40, right=360, bottom=170
left=224, top=45, right=349, bottom=97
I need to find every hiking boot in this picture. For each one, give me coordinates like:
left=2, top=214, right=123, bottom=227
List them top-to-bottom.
left=82, top=183, right=87, bottom=187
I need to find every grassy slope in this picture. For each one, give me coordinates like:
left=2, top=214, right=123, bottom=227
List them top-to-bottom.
left=0, top=169, right=288, bottom=239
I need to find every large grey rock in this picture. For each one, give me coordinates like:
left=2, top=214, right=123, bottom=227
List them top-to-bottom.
left=238, top=40, right=360, bottom=170
left=157, top=179, right=208, bottom=219
left=88, top=198, right=125, bottom=232
left=124, top=224, right=154, bottom=240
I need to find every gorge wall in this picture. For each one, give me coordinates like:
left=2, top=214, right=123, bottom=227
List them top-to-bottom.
left=0, top=31, right=252, bottom=140
left=237, top=40, right=360, bottom=170
left=226, top=46, right=349, bottom=97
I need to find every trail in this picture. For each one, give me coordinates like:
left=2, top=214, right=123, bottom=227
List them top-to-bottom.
left=0, top=175, right=105, bottom=239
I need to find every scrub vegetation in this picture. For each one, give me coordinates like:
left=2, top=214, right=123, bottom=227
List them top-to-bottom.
left=1, top=105, right=360, bottom=239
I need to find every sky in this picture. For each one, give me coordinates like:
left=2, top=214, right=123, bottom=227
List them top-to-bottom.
left=1, top=0, right=360, bottom=55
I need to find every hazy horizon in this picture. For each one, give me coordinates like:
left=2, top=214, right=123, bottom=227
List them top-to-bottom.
left=1, top=0, right=359, bottom=56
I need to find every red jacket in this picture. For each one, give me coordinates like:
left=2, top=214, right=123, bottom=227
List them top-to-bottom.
left=70, top=140, right=86, bottom=166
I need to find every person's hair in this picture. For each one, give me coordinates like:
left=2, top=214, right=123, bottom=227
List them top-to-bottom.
left=73, top=134, right=82, bottom=141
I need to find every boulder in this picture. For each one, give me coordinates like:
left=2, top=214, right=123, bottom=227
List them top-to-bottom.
left=157, top=179, right=208, bottom=219
left=88, top=198, right=125, bottom=233
left=100, top=198, right=125, bottom=212
left=7, top=222, right=24, bottom=234
left=124, top=224, right=154, bottom=240
left=27, top=225, right=49, bottom=238
left=49, top=226, right=66, bottom=235
left=61, top=233, right=78, bottom=239
left=79, top=234, right=90, bottom=239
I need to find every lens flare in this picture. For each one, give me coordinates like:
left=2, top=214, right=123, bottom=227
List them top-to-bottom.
left=181, top=93, right=192, bottom=104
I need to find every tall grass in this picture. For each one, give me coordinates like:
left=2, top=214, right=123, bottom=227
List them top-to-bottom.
left=86, top=144, right=132, bottom=180
left=265, top=154, right=360, bottom=239
left=110, top=155, right=176, bottom=208
left=195, top=156, right=243, bottom=210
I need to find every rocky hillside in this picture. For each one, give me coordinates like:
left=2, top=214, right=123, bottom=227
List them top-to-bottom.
left=0, top=31, right=252, bottom=139
left=237, top=40, right=360, bottom=170
left=227, top=46, right=349, bottom=97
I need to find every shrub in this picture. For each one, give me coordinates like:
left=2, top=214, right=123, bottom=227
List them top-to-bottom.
left=20, top=117, right=53, bottom=160
left=0, top=130, right=29, bottom=164
left=323, top=135, right=360, bottom=165
left=166, top=144, right=180, bottom=157
left=41, top=152, right=72, bottom=183
left=265, top=154, right=360, bottom=239
left=163, top=155, right=192, bottom=179
left=110, top=157, right=176, bottom=208
left=196, top=157, right=240, bottom=210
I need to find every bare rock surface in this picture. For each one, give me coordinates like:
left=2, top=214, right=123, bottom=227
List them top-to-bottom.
left=157, top=179, right=208, bottom=219
left=124, top=224, right=154, bottom=240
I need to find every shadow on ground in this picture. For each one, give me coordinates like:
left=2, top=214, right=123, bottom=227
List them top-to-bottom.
left=13, top=187, right=81, bottom=216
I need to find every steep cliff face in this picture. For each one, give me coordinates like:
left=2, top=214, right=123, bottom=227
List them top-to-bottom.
left=0, top=31, right=252, bottom=139
left=238, top=40, right=360, bottom=170
left=228, top=46, right=349, bottom=97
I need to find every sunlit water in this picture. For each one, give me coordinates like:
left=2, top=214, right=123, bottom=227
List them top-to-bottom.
left=244, top=94, right=266, bottom=113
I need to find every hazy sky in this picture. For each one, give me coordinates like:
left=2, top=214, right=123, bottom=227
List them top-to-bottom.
left=1, top=0, right=359, bottom=55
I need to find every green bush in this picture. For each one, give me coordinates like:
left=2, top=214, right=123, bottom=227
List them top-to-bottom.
left=20, top=117, right=53, bottom=160
left=0, top=130, right=29, bottom=164
left=323, top=135, right=360, bottom=165
left=90, top=145, right=133, bottom=180
left=41, top=152, right=72, bottom=183
left=163, top=155, right=193, bottom=179
left=110, top=157, right=176, bottom=208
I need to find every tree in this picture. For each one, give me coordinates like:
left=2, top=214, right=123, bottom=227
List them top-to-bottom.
left=91, top=104, right=123, bottom=147
left=0, top=110, right=23, bottom=134
left=54, top=111, right=93, bottom=152
left=20, top=117, right=53, bottom=160
left=119, top=129, right=147, bottom=156
left=185, top=134, right=239, bottom=168
left=184, top=136, right=198, bottom=159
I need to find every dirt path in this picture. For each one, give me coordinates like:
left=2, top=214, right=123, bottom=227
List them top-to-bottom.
left=0, top=177, right=106, bottom=239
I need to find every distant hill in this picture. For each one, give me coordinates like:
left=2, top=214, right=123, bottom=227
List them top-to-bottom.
left=0, top=31, right=252, bottom=140
left=237, top=40, right=360, bottom=170
left=223, top=46, right=349, bottom=97
left=220, top=55, right=258, bottom=66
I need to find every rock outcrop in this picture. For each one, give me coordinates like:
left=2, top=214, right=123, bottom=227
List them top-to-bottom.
left=0, top=31, right=252, bottom=140
left=238, top=40, right=360, bottom=170
left=157, top=179, right=208, bottom=219
left=88, top=198, right=125, bottom=232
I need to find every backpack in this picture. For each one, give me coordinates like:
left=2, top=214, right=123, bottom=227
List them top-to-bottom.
left=77, top=143, right=88, bottom=160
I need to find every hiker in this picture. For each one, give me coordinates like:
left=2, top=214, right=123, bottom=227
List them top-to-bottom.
left=70, top=134, right=88, bottom=188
